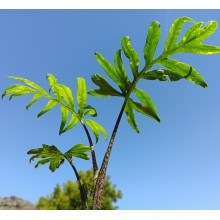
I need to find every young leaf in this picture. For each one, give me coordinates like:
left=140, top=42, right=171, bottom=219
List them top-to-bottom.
left=164, top=16, right=194, bottom=53
left=144, top=21, right=161, bottom=67
left=121, top=36, right=140, bottom=78
left=114, top=49, right=131, bottom=92
left=159, top=58, right=207, bottom=88
left=88, top=74, right=122, bottom=97
left=77, top=77, right=87, bottom=117
left=133, top=88, right=160, bottom=122
left=26, top=94, right=43, bottom=110
left=37, top=99, right=57, bottom=119
left=124, top=100, right=139, bottom=133
left=83, top=105, right=97, bottom=117
left=59, top=106, right=69, bottom=135
left=60, top=114, right=79, bottom=134
left=85, top=119, right=108, bottom=143
left=27, top=144, right=65, bottom=172
left=64, top=144, right=90, bottom=160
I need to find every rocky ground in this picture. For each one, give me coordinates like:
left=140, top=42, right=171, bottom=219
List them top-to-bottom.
left=0, top=196, right=36, bottom=210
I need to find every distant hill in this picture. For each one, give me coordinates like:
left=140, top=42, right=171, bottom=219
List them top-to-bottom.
left=0, top=196, right=36, bottom=210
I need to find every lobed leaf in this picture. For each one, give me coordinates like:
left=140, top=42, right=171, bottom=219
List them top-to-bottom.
left=144, top=21, right=161, bottom=67
left=121, top=36, right=140, bottom=78
left=160, top=58, right=207, bottom=88
left=88, top=74, right=122, bottom=97
left=77, top=78, right=87, bottom=117
left=133, top=88, right=160, bottom=122
left=37, top=99, right=57, bottom=119
left=124, top=100, right=139, bottom=133
left=85, top=119, right=108, bottom=143
left=64, top=144, right=90, bottom=160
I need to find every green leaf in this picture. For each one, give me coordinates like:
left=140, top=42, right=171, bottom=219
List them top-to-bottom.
left=164, top=16, right=195, bottom=53
left=144, top=21, right=161, bottom=67
left=121, top=36, right=140, bottom=78
left=114, top=49, right=131, bottom=92
left=160, top=58, right=207, bottom=88
left=47, top=74, right=59, bottom=95
left=88, top=74, right=122, bottom=97
left=7, top=76, right=48, bottom=95
left=77, top=78, right=87, bottom=116
left=133, top=88, right=160, bottom=122
left=26, top=94, right=43, bottom=110
left=37, top=99, right=57, bottom=119
left=124, top=100, right=139, bottom=133
left=83, top=105, right=97, bottom=117
left=59, top=106, right=69, bottom=135
left=60, top=114, right=79, bottom=134
left=85, top=119, right=108, bottom=143
left=27, top=144, right=65, bottom=172
left=64, top=144, right=90, bottom=160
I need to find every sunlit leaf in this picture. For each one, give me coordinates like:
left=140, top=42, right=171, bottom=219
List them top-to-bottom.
left=144, top=21, right=161, bottom=67
left=121, top=36, right=140, bottom=78
left=160, top=58, right=207, bottom=88
left=88, top=74, right=122, bottom=97
left=77, top=78, right=87, bottom=116
left=133, top=88, right=160, bottom=122
left=26, top=94, right=43, bottom=110
left=37, top=99, right=57, bottom=119
left=124, top=100, right=139, bottom=133
left=83, top=105, right=97, bottom=117
left=59, top=106, right=69, bottom=135
left=60, top=114, right=79, bottom=134
left=85, top=119, right=108, bottom=143
left=64, top=144, right=90, bottom=160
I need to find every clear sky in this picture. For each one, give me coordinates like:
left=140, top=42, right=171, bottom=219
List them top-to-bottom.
left=0, top=10, right=220, bottom=210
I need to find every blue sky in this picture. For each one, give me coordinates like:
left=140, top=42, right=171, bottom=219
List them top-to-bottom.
left=0, top=10, right=220, bottom=210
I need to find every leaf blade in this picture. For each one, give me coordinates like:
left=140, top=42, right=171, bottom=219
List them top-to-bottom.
left=77, top=77, right=87, bottom=117
left=37, top=99, right=57, bottom=119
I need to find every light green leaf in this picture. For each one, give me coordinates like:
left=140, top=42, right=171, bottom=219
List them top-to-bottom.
left=164, top=16, right=194, bottom=53
left=144, top=21, right=161, bottom=66
left=121, top=36, right=140, bottom=78
left=114, top=49, right=131, bottom=92
left=160, top=58, right=207, bottom=88
left=46, top=74, right=59, bottom=95
left=88, top=74, right=122, bottom=97
left=7, top=76, right=48, bottom=95
left=77, top=78, right=87, bottom=116
left=133, top=88, right=160, bottom=122
left=26, top=94, right=43, bottom=110
left=37, top=99, right=57, bottom=119
left=124, top=100, right=139, bottom=133
left=83, top=105, right=97, bottom=117
left=59, top=106, right=69, bottom=135
left=60, top=114, right=79, bottom=134
left=85, top=119, right=108, bottom=143
left=65, top=144, right=90, bottom=160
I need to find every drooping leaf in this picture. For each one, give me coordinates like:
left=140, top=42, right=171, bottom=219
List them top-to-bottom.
left=164, top=16, right=194, bottom=53
left=144, top=21, right=161, bottom=67
left=121, top=36, right=140, bottom=78
left=114, top=49, right=131, bottom=92
left=160, top=58, right=207, bottom=88
left=88, top=74, right=122, bottom=97
left=7, top=76, right=48, bottom=95
left=77, top=78, right=87, bottom=116
left=133, top=88, right=160, bottom=122
left=26, top=94, right=43, bottom=110
left=37, top=99, right=57, bottom=119
left=124, top=100, right=139, bottom=133
left=83, top=105, right=97, bottom=117
left=59, top=106, right=69, bottom=135
left=60, top=114, right=79, bottom=134
left=85, top=119, right=108, bottom=143
left=27, top=144, right=65, bottom=172
left=64, top=144, right=90, bottom=160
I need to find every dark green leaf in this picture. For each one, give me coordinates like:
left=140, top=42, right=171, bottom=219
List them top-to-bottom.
left=164, top=16, right=194, bottom=53
left=144, top=21, right=161, bottom=67
left=121, top=36, right=140, bottom=78
left=160, top=58, right=207, bottom=88
left=88, top=74, right=122, bottom=97
left=77, top=78, right=87, bottom=116
left=133, top=88, right=160, bottom=122
left=37, top=99, right=57, bottom=119
left=124, top=100, right=139, bottom=133
left=85, top=119, right=108, bottom=143
left=65, top=144, right=90, bottom=160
